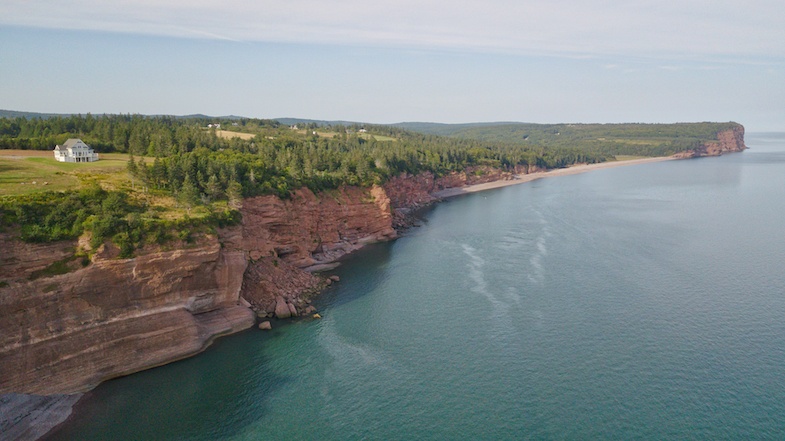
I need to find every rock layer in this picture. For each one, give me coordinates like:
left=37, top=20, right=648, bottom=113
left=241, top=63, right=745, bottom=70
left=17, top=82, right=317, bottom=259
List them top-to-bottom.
left=0, top=125, right=747, bottom=439
left=672, top=127, right=747, bottom=158
left=0, top=235, right=254, bottom=395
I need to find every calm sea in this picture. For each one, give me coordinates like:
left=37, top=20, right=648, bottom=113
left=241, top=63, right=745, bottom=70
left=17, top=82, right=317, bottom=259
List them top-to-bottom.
left=48, top=133, right=785, bottom=440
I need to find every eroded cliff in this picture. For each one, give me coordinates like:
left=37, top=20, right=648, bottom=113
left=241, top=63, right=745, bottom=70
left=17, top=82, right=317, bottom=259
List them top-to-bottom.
left=0, top=125, right=745, bottom=402
left=672, top=126, right=747, bottom=158
left=0, top=184, right=399, bottom=396
left=233, top=185, right=396, bottom=314
left=0, top=234, right=253, bottom=395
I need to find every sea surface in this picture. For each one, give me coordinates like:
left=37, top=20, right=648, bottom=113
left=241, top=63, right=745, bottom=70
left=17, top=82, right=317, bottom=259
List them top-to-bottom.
left=48, top=133, right=785, bottom=440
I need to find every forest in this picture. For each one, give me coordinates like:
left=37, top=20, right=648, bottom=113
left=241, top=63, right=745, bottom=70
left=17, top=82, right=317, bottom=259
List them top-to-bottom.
left=0, top=114, right=739, bottom=255
left=0, top=114, right=616, bottom=199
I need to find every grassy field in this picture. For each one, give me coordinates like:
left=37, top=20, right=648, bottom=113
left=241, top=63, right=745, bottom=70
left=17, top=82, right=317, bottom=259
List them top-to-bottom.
left=215, top=130, right=256, bottom=140
left=364, top=133, right=397, bottom=142
left=0, top=150, right=217, bottom=222
left=0, top=151, right=135, bottom=196
left=0, top=151, right=158, bottom=195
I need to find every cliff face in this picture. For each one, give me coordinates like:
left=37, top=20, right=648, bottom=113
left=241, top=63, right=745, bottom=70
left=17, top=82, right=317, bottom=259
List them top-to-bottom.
left=0, top=126, right=748, bottom=398
left=672, top=126, right=747, bottom=158
left=382, top=165, right=545, bottom=227
left=0, top=185, right=399, bottom=395
left=234, top=185, right=396, bottom=314
left=0, top=235, right=254, bottom=395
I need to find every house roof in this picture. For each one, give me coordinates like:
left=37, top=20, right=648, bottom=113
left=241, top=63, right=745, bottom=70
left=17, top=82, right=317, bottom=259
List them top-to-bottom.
left=62, top=139, right=86, bottom=149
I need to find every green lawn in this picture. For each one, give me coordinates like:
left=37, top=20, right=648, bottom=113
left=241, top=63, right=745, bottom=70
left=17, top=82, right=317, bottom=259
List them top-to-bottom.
left=0, top=152, right=130, bottom=196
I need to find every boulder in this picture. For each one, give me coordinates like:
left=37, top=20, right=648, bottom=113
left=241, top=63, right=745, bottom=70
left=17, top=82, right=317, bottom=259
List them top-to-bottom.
left=329, top=275, right=340, bottom=282
left=274, top=296, right=291, bottom=319
left=287, top=302, right=298, bottom=317
left=304, top=305, right=317, bottom=314
left=313, top=313, right=322, bottom=319
left=258, top=321, right=272, bottom=330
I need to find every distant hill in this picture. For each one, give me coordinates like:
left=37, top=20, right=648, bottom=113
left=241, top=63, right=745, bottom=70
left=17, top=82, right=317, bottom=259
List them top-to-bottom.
left=0, top=109, right=68, bottom=119
left=0, top=110, right=247, bottom=121
left=274, top=117, right=366, bottom=127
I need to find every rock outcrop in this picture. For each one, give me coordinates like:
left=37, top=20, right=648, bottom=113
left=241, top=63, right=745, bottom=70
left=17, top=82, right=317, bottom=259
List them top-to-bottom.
left=672, top=126, right=747, bottom=158
left=382, top=164, right=545, bottom=227
left=0, top=184, right=402, bottom=399
left=234, top=185, right=397, bottom=313
left=237, top=186, right=396, bottom=268
left=0, top=234, right=254, bottom=395
left=0, top=393, right=82, bottom=441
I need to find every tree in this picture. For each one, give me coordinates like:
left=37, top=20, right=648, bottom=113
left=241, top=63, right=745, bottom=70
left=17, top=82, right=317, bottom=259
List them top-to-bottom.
left=178, top=174, right=200, bottom=213
left=204, top=174, right=222, bottom=201
left=226, top=180, right=243, bottom=209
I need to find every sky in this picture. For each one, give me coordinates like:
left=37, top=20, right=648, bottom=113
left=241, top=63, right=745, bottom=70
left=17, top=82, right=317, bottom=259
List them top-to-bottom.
left=1, top=0, right=783, bottom=131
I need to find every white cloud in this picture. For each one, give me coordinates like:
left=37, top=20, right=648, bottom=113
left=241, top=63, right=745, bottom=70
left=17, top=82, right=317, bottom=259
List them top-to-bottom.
left=2, top=0, right=783, bottom=61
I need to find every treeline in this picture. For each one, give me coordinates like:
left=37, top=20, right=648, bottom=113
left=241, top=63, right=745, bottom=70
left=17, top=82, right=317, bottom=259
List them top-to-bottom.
left=0, top=114, right=736, bottom=252
left=0, top=114, right=280, bottom=154
left=1, top=114, right=612, bottom=201
left=397, top=121, right=742, bottom=157
left=126, top=127, right=612, bottom=201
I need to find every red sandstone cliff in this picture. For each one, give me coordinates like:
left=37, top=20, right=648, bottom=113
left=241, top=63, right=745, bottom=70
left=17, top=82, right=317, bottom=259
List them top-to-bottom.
left=0, top=125, right=744, bottom=398
left=672, top=126, right=747, bottom=158
left=382, top=164, right=545, bottom=227
left=0, top=185, right=398, bottom=395
left=232, top=185, right=396, bottom=315
left=0, top=234, right=253, bottom=395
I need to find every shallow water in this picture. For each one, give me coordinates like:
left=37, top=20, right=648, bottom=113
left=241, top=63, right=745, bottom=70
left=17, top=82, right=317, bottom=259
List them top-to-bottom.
left=49, top=133, right=785, bottom=440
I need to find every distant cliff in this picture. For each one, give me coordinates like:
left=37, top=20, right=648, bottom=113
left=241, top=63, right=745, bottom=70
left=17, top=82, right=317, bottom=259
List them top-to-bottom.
left=672, top=126, right=747, bottom=158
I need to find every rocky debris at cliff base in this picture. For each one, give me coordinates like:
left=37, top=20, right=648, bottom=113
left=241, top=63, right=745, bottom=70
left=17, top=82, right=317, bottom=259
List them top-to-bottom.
left=241, top=257, right=323, bottom=313
left=329, top=275, right=340, bottom=283
left=274, top=296, right=291, bottom=319
left=287, top=302, right=298, bottom=317
left=304, top=305, right=317, bottom=315
left=258, top=321, right=272, bottom=330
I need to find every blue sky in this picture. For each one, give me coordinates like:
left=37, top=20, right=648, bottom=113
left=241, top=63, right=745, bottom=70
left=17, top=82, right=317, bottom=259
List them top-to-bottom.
left=1, top=0, right=783, bottom=130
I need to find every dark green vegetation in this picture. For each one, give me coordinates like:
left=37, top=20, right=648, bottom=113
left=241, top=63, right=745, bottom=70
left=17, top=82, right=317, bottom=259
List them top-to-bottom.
left=0, top=113, right=740, bottom=255
left=0, top=114, right=615, bottom=199
left=395, top=121, right=742, bottom=157
left=0, top=184, right=239, bottom=258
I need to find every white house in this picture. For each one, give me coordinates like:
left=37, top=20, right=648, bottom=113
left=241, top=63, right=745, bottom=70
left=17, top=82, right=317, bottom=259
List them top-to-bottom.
left=53, top=139, right=99, bottom=163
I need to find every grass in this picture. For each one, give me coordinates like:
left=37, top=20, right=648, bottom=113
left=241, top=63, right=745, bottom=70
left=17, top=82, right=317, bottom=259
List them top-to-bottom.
left=215, top=130, right=256, bottom=141
left=360, top=133, right=397, bottom=142
left=0, top=150, right=217, bottom=223
left=0, top=151, right=129, bottom=196
left=29, top=255, right=84, bottom=281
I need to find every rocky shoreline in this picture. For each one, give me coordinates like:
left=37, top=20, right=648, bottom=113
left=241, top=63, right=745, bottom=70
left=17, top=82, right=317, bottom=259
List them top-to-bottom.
left=0, top=127, right=747, bottom=441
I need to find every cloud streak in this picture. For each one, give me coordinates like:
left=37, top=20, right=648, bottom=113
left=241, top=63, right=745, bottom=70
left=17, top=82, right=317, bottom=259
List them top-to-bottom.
left=2, top=0, right=783, bottom=61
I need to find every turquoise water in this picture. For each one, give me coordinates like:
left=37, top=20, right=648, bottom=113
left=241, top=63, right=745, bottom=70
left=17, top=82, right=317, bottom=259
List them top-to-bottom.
left=49, top=134, right=785, bottom=440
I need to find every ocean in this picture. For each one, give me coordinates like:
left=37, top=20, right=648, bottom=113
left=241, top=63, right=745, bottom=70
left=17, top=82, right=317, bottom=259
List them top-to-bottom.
left=48, top=133, right=785, bottom=440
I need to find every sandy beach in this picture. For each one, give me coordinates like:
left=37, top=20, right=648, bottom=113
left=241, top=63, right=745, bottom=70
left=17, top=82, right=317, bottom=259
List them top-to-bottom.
left=432, top=156, right=676, bottom=199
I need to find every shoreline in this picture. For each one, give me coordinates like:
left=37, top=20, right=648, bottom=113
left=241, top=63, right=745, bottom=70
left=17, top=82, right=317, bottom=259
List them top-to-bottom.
left=1, top=155, right=675, bottom=441
left=432, top=156, right=676, bottom=199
